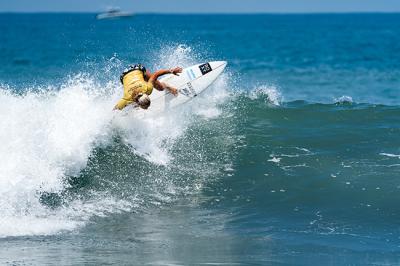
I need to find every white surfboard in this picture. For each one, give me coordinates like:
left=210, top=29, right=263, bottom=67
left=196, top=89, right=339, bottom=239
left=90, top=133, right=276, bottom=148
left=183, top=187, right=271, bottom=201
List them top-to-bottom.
left=148, top=61, right=227, bottom=112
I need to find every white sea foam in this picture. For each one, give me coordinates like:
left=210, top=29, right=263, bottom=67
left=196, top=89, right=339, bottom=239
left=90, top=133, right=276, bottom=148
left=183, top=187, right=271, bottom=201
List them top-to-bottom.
left=193, top=74, right=230, bottom=119
left=0, top=75, right=123, bottom=237
left=379, top=153, right=400, bottom=159
left=268, top=157, right=281, bottom=163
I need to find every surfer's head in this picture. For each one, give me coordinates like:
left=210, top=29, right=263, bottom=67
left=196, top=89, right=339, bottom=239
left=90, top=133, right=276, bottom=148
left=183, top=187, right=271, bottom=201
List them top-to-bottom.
left=137, top=94, right=151, bottom=109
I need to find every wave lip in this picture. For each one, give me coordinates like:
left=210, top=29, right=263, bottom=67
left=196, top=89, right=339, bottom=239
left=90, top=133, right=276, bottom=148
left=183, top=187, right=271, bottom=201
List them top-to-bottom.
left=249, top=84, right=282, bottom=106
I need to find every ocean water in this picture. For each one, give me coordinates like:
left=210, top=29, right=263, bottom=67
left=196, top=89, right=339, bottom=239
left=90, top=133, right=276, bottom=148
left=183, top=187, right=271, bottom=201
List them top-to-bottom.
left=0, top=13, right=400, bottom=265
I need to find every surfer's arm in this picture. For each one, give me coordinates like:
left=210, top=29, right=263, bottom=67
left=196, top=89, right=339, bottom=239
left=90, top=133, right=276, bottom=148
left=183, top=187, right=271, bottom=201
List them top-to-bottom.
left=148, top=67, right=182, bottom=95
left=148, top=67, right=182, bottom=82
left=148, top=68, right=179, bottom=83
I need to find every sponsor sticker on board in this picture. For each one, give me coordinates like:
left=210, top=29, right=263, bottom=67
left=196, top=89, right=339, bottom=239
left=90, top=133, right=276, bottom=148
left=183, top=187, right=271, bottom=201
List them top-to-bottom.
left=199, top=63, right=212, bottom=75
left=179, top=82, right=197, bottom=97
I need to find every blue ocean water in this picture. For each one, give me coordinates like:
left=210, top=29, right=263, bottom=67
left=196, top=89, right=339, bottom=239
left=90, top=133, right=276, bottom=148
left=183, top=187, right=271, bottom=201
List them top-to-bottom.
left=0, top=13, right=400, bottom=265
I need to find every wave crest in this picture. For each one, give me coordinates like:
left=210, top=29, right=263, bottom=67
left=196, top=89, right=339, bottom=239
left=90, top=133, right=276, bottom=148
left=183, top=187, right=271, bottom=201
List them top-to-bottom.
left=249, top=84, right=282, bottom=106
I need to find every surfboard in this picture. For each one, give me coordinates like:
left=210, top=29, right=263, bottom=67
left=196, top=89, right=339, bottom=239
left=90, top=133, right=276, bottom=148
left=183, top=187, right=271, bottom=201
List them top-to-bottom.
left=147, top=61, right=227, bottom=112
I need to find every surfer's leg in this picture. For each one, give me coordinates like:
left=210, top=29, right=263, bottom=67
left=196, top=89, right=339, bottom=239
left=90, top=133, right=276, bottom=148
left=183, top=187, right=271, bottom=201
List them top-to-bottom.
left=153, top=80, right=166, bottom=90
left=153, top=80, right=178, bottom=95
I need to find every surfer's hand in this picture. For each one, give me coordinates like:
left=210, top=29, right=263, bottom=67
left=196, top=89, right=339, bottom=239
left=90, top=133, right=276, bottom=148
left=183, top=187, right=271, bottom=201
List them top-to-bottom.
left=171, top=67, right=182, bottom=76
left=169, top=87, right=178, bottom=96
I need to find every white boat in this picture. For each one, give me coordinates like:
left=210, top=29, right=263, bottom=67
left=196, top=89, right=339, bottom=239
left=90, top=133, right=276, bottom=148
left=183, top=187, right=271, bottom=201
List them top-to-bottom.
left=96, top=9, right=134, bottom=20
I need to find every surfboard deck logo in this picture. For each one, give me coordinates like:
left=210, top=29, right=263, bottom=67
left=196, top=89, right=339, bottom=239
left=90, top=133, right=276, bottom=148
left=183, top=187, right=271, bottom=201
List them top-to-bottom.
left=199, top=63, right=212, bottom=75
left=186, top=68, right=197, bottom=81
left=179, top=82, right=197, bottom=97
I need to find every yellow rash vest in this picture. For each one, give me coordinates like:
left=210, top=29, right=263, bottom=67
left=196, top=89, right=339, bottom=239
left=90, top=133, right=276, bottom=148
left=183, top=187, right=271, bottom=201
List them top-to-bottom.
left=114, top=69, right=153, bottom=110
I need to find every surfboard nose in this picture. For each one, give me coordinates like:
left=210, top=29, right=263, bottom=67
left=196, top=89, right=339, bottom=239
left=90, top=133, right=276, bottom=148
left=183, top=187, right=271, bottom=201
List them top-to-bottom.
left=209, top=61, right=227, bottom=72
left=213, top=61, right=227, bottom=67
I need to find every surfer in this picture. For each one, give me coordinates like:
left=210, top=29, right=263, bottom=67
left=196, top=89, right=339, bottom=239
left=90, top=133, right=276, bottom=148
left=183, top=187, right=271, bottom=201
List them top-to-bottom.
left=114, top=64, right=182, bottom=110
